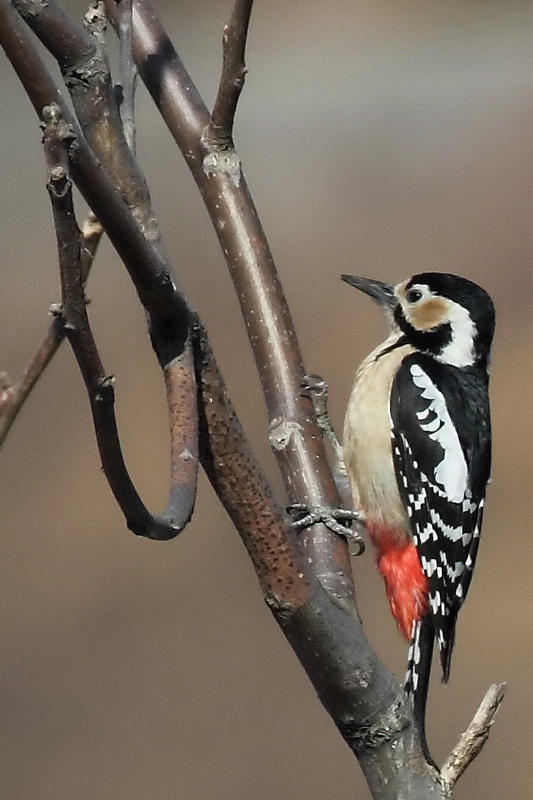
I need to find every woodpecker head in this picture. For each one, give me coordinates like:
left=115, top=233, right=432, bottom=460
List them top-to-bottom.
left=341, top=272, right=495, bottom=369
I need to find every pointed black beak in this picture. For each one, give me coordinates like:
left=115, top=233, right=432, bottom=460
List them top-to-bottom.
left=341, top=274, right=397, bottom=310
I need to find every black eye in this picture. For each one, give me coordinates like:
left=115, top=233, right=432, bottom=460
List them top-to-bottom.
left=406, top=288, right=423, bottom=303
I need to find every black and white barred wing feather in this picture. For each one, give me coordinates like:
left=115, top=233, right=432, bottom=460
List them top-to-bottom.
left=390, top=354, right=490, bottom=687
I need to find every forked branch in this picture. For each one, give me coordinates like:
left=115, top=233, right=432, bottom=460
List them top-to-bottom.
left=0, top=210, right=102, bottom=447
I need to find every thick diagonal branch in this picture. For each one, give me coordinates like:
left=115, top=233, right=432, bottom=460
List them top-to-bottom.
left=104, top=0, right=354, bottom=605
left=98, top=4, right=458, bottom=796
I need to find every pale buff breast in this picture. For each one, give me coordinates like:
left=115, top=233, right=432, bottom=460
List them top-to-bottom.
left=343, top=335, right=414, bottom=532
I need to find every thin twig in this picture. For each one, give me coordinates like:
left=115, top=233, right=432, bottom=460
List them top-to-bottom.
left=206, top=0, right=254, bottom=148
left=41, top=102, right=193, bottom=540
left=0, top=210, right=102, bottom=447
left=0, top=318, right=63, bottom=445
left=440, top=682, right=507, bottom=788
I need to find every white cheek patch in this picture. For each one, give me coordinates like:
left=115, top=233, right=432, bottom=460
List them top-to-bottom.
left=436, top=298, right=476, bottom=367
left=410, top=363, right=468, bottom=503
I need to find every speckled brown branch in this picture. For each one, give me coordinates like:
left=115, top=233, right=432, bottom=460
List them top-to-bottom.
left=193, top=326, right=308, bottom=607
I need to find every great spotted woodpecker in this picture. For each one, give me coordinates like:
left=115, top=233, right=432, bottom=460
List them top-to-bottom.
left=341, top=272, right=494, bottom=757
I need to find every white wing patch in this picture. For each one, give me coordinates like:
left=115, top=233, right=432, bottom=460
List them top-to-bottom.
left=409, top=363, right=468, bottom=503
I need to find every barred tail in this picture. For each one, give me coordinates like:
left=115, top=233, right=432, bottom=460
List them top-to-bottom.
left=405, top=616, right=435, bottom=767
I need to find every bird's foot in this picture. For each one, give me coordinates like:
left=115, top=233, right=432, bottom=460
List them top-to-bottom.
left=300, top=374, right=343, bottom=460
left=287, top=503, right=365, bottom=556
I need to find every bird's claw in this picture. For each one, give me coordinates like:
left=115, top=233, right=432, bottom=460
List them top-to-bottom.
left=300, top=373, right=328, bottom=401
left=300, top=373, right=344, bottom=461
left=287, top=503, right=365, bottom=556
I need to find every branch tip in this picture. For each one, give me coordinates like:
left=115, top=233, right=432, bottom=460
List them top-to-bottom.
left=207, top=0, right=255, bottom=147
left=440, top=682, right=506, bottom=788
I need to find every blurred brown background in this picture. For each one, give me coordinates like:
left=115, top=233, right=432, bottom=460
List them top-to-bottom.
left=1, top=1, right=532, bottom=798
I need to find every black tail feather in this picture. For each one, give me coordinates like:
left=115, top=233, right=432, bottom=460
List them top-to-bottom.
left=440, top=615, right=457, bottom=683
left=405, top=616, right=436, bottom=767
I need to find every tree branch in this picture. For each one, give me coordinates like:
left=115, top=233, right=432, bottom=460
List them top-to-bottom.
left=12, top=0, right=151, bottom=234
left=14, top=0, right=200, bottom=528
left=104, top=0, right=355, bottom=605
left=117, top=0, right=137, bottom=153
left=206, top=0, right=254, bottom=148
left=0, top=2, right=291, bottom=557
left=0, top=3, right=171, bottom=319
left=98, top=3, right=454, bottom=795
left=0, top=4, right=197, bottom=531
left=41, top=103, right=194, bottom=539
left=0, top=210, right=102, bottom=446
left=0, top=317, right=63, bottom=445
left=193, top=326, right=309, bottom=607
left=441, top=682, right=507, bottom=789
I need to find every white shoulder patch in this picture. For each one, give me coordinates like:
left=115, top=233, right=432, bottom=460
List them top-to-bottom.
left=409, top=363, right=468, bottom=503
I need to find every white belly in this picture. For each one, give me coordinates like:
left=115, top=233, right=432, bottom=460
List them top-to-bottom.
left=343, top=335, right=413, bottom=530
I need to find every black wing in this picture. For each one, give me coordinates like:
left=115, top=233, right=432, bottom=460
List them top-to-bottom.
left=390, top=353, right=491, bottom=682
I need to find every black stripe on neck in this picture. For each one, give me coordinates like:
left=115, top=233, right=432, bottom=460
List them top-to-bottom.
left=394, top=307, right=452, bottom=357
left=375, top=335, right=410, bottom=360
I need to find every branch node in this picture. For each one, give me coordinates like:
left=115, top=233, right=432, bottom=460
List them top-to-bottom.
left=202, top=146, right=241, bottom=186
left=48, top=302, right=63, bottom=318
left=0, top=372, right=13, bottom=392
left=94, top=375, right=115, bottom=402
left=269, top=417, right=303, bottom=451
left=346, top=698, right=411, bottom=756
